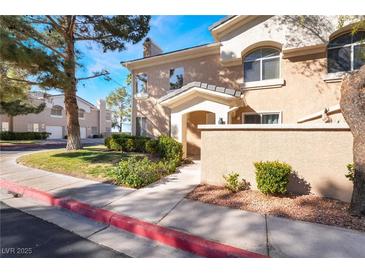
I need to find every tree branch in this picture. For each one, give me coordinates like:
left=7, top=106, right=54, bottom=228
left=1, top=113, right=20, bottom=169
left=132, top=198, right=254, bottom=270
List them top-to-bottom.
left=45, top=16, right=65, bottom=34
left=16, top=28, right=67, bottom=59
left=74, top=34, right=114, bottom=41
left=76, top=71, right=109, bottom=81
left=5, top=77, right=41, bottom=85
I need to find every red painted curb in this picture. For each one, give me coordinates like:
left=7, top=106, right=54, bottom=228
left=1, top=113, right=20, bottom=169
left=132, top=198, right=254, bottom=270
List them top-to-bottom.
left=0, top=179, right=268, bottom=258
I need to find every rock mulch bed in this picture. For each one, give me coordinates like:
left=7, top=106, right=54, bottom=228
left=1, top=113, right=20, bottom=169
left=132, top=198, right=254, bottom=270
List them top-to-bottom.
left=186, top=184, right=365, bottom=232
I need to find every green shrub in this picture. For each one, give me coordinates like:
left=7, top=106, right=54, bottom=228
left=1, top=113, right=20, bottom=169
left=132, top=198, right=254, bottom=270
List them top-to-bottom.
left=0, top=131, right=50, bottom=140
left=104, top=133, right=150, bottom=152
left=157, top=135, right=183, bottom=165
left=104, top=136, right=111, bottom=148
left=134, top=137, right=149, bottom=152
left=125, top=138, right=135, bottom=152
left=145, top=139, right=159, bottom=154
left=112, top=156, right=162, bottom=188
left=254, top=161, right=292, bottom=195
left=345, top=163, right=354, bottom=182
left=223, top=172, right=250, bottom=193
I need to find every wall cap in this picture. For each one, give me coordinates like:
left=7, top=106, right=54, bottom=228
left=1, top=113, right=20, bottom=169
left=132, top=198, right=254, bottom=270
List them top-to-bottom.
left=198, top=123, right=350, bottom=130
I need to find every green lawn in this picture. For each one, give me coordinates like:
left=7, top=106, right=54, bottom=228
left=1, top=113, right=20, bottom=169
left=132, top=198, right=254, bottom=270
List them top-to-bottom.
left=0, top=140, right=42, bottom=145
left=17, top=145, right=142, bottom=182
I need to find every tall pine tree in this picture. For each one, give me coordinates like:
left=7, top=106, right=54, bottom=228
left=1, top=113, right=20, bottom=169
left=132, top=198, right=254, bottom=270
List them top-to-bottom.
left=0, top=16, right=150, bottom=149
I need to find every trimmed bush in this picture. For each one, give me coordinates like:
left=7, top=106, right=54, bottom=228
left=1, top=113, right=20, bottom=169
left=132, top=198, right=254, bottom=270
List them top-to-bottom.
left=0, top=131, right=50, bottom=140
left=104, top=133, right=150, bottom=152
left=157, top=135, right=183, bottom=165
left=145, top=139, right=159, bottom=155
left=112, top=156, right=163, bottom=188
left=254, top=161, right=292, bottom=195
left=223, top=172, right=250, bottom=193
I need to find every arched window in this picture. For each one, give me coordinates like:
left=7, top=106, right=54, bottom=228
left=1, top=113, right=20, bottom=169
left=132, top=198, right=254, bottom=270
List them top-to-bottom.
left=327, top=31, right=365, bottom=73
left=243, top=48, right=280, bottom=82
left=50, top=105, right=63, bottom=117
left=78, top=108, right=85, bottom=118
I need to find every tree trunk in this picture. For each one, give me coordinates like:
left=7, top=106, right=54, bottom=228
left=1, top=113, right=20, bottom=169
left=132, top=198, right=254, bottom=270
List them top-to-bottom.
left=64, top=16, right=82, bottom=150
left=340, top=65, right=365, bottom=216
left=8, top=115, right=13, bottom=132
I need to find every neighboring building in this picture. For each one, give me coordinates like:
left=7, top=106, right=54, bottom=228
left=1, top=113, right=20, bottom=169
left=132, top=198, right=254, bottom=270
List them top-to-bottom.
left=123, top=15, right=363, bottom=158
left=0, top=92, right=112, bottom=139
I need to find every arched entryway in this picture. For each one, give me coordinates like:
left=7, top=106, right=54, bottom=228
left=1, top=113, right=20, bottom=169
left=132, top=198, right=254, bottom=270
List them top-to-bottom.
left=184, top=111, right=215, bottom=159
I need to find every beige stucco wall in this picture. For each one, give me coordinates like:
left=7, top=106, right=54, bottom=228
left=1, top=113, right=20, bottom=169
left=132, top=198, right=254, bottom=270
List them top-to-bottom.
left=128, top=15, right=365, bottom=139
left=219, top=16, right=341, bottom=63
left=132, top=49, right=347, bottom=138
left=132, top=53, right=242, bottom=137
left=0, top=96, right=110, bottom=138
left=10, top=107, right=101, bottom=137
left=200, top=126, right=353, bottom=202
left=201, top=126, right=352, bottom=201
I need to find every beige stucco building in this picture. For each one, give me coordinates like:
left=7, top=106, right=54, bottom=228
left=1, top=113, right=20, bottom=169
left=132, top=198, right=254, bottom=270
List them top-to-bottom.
left=124, top=15, right=362, bottom=201
left=124, top=15, right=363, bottom=157
left=0, top=93, right=112, bottom=139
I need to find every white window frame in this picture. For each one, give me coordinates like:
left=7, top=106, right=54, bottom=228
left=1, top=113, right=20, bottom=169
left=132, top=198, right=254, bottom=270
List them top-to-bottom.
left=327, top=38, right=364, bottom=72
left=243, top=48, right=281, bottom=83
left=169, top=67, right=184, bottom=90
left=136, top=73, right=148, bottom=95
left=50, top=105, right=63, bottom=118
left=78, top=108, right=85, bottom=120
left=242, top=111, right=282, bottom=124
left=136, top=116, right=147, bottom=136
left=1, top=122, right=9, bottom=131
left=33, top=123, right=39, bottom=132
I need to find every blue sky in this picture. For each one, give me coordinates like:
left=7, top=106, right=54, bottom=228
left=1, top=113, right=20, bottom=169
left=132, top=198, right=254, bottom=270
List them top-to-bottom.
left=72, top=16, right=225, bottom=105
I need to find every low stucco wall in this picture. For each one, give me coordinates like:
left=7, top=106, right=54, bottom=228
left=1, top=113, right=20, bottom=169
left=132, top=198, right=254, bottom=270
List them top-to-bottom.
left=200, top=124, right=353, bottom=202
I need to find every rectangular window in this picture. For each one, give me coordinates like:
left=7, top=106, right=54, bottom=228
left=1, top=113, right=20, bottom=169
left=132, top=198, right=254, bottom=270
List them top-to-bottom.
left=354, top=44, right=365, bottom=70
left=328, top=46, right=351, bottom=73
left=262, top=57, right=280, bottom=80
left=244, top=61, right=260, bottom=82
left=169, top=67, right=184, bottom=90
left=136, top=73, right=147, bottom=94
left=51, top=106, right=63, bottom=117
left=78, top=109, right=85, bottom=119
left=106, top=112, right=111, bottom=121
left=243, top=112, right=280, bottom=124
left=262, top=113, right=280, bottom=124
left=243, top=114, right=261, bottom=124
left=136, top=117, right=147, bottom=136
left=1, top=122, right=9, bottom=131
left=33, top=123, right=39, bottom=132
left=91, top=127, right=98, bottom=135
left=105, top=127, right=111, bottom=133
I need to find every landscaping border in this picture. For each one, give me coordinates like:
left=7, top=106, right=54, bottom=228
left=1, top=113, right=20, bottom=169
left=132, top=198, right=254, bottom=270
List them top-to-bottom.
left=0, top=179, right=268, bottom=258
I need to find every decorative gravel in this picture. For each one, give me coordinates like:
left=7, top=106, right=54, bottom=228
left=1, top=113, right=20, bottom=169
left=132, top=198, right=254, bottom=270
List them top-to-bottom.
left=186, top=184, right=365, bottom=232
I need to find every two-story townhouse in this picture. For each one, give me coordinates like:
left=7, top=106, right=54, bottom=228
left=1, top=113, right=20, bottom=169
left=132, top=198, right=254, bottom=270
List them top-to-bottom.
left=123, top=15, right=364, bottom=159
left=0, top=92, right=112, bottom=139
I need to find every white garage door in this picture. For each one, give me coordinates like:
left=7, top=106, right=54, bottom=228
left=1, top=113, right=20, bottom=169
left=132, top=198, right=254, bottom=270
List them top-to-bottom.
left=46, top=126, right=63, bottom=139
left=80, top=127, right=87, bottom=139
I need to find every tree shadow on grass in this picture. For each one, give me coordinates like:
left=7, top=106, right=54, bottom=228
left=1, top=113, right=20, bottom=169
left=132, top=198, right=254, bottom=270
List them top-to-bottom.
left=51, top=150, right=128, bottom=164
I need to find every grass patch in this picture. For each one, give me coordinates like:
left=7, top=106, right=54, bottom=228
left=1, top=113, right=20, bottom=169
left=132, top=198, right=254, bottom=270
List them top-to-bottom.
left=0, top=140, right=42, bottom=145
left=17, top=145, right=143, bottom=182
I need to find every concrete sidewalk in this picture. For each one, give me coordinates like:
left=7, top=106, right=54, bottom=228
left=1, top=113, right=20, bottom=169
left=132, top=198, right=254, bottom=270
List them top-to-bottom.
left=1, top=151, right=365, bottom=257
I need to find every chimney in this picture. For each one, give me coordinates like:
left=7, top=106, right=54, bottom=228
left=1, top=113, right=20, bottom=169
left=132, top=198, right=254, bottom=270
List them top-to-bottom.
left=143, top=38, right=162, bottom=58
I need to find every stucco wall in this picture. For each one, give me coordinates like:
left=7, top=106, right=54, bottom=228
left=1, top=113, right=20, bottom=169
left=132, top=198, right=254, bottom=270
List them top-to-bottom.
left=133, top=48, right=347, bottom=138
left=133, top=53, right=242, bottom=137
left=200, top=125, right=353, bottom=202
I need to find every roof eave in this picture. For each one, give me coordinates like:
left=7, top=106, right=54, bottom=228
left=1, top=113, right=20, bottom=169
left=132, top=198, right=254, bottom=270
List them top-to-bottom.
left=122, top=43, right=221, bottom=70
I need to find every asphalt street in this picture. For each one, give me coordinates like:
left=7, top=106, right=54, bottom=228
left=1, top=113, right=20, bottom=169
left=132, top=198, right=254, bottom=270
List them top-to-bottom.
left=0, top=202, right=129, bottom=258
